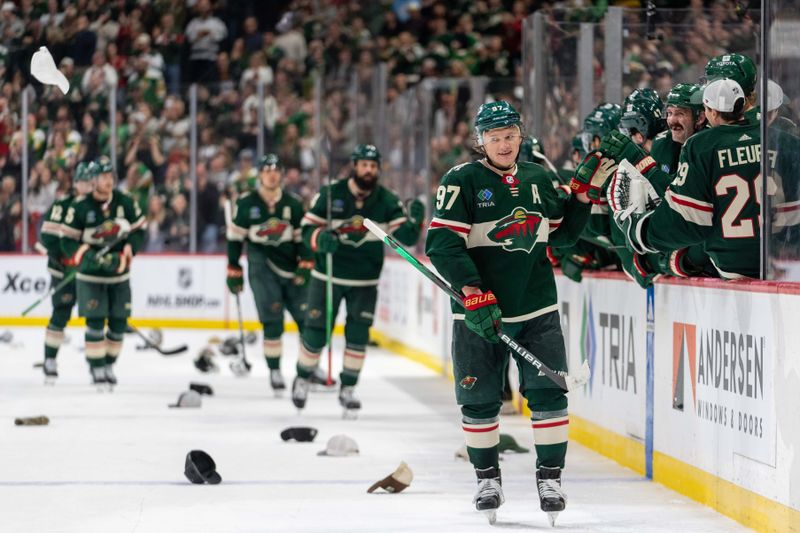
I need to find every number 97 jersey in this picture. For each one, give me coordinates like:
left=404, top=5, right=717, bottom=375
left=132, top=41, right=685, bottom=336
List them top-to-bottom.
left=647, top=121, right=766, bottom=279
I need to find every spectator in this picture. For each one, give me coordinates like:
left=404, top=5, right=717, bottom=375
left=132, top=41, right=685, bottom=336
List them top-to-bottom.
left=185, top=0, right=227, bottom=84
left=0, top=3, right=24, bottom=45
left=152, top=12, right=184, bottom=94
left=274, top=12, right=307, bottom=64
left=71, top=14, right=96, bottom=67
left=241, top=16, right=261, bottom=54
left=81, top=50, right=118, bottom=95
left=240, top=51, right=274, bottom=92
left=159, top=96, right=190, bottom=155
left=195, top=163, right=220, bottom=252
left=0, top=174, right=20, bottom=250
left=164, top=192, right=190, bottom=251
left=144, top=194, right=168, bottom=252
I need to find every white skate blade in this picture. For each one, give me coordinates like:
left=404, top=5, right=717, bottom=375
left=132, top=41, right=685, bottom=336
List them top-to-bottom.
left=483, top=509, right=497, bottom=525
left=547, top=511, right=559, bottom=527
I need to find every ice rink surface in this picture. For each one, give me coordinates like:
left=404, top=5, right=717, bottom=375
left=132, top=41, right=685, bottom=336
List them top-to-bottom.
left=0, top=327, right=749, bottom=533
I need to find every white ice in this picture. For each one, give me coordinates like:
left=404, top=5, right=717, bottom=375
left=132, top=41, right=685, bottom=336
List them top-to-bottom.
left=0, top=327, right=749, bottom=533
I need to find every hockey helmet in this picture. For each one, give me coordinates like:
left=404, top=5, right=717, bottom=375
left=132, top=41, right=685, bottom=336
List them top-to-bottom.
left=704, top=53, right=757, bottom=96
left=666, top=83, right=704, bottom=117
left=624, top=87, right=661, bottom=108
left=618, top=98, right=667, bottom=140
left=474, top=100, right=522, bottom=142
left=572, top=134, right=587, bottom=159
left=518, top=135, right=545, bottom=164
left=351, top=143, right=381, bottom=164
left=257, top=153, right=282, bottom=171
left=94, top=155, right=114, bottom=175
left=73, top=161, right=93, bottom=182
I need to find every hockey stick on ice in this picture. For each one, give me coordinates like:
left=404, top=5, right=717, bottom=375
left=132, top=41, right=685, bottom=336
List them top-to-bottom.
left=364, top=219, right=589, bottom=391
left=22, top=232, right=130, bottom=316
left=127, top=324, right=188, bottom=356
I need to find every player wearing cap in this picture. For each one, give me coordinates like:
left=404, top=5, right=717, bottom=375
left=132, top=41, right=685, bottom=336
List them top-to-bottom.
left=704, top=53, right=758, bottom=124
left=612, top=79, right=774, bottom=279
left=426, top=101, right=591, bottom=525
left=292, top=144, right=424, bottom=414
left=226, top=154, right=313, bottom=393
left=60, top=156, right=146, bottom=388
left=37, top=162, right=95, bottom=383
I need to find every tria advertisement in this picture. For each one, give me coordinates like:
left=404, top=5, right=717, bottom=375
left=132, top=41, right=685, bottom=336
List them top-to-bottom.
left=656, top=284, right=776, bottom=470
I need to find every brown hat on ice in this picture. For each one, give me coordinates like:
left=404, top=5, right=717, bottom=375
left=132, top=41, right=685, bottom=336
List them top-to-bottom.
left=367, top=461, right=413, bottom=494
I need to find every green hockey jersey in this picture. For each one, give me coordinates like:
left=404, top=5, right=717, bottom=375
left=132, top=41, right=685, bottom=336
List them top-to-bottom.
left=646, top=121, right=764, bottom=278
left=650, top=130, right=682, bottom=178
left=425, top=159, right=589, bottom=321
left=301, top=179, right=421, bottom=285
left=227, top=189, right=311, bottom=278
left=60, top=190, right=146, bottom=283
left=37, top=193, right=80, bottom=279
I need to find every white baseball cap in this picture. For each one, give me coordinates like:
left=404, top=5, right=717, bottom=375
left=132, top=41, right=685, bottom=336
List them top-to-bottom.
left=702, top=78, right=745, bottom=112
left=767, top=79, right=788, bottom=112
left=317, top=434, right=359, bottom=457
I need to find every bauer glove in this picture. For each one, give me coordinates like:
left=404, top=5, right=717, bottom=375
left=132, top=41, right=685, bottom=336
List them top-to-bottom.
left=599, top=131, right=656, bottom=175
left=570, top=152, right=617, bottom=203
left=406, top=198, right=425, bottom=226
left=313, top=229, right=340, bottom=254
left=90, top=251, right=125, bottom=274
left=294, top=260, right=314, bottom=287
left=226, top=264, right=244, bottom=294
left=463, top=290, right=502, bottom=344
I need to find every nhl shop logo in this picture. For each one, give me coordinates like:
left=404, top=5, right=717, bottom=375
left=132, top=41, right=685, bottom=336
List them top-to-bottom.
left=477, top=188, right=495, bottom=208
left=178, top=267, right=193, bottom=289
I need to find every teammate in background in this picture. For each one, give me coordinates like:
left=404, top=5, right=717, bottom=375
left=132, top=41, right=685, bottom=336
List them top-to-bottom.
left=704, top=53, right=758, bottom=124
left=613, top=79, right=769, bottom=279
left=426, top=101, right=591, bottom=524
left=579, top=102, right=622, bottom=153
left=293, top=144, right=424, bottom=414
left=226, top=154, right=313, bottom=393
left=60, top=156, right=146, bottom=388
left=37, top=162, right=94, bottom=382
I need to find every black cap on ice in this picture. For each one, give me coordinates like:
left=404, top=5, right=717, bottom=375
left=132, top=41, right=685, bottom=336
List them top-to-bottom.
left=184, top=450, right=222, bottom=485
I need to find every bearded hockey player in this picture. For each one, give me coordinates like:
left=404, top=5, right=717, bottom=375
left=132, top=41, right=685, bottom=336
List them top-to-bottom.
left=612, top=79, right=771, bottom=279
left=425, top=101, right=591, bottom=525
left=293, top=144, right=424, bottom=414
left=226, top=154, right=313, bottom=393
left=60, top=156, right=145, bottom=388
left=37, top=162, right=94, bottom=382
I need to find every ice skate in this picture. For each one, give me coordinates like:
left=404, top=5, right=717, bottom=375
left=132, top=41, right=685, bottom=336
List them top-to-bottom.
left=43, top=358, right=58, bottom=385
left=104, top=364, right=117, bottom=391
left=90, top=366, right=108, bottom=392
left=309, top=366, right=337, bottom=391
left=269, top=369, right=286, bottom=396
left=291, top=376, right=310, bottom=410
left=338, top=386, right=361, bottom=419
left=473, top=466, right=504, bottom=525
left=536, top=466, right=566, bottom=527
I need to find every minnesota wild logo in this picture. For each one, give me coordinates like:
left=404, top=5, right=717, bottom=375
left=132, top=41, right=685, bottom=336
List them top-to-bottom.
left=487, top=207, right=543, bottom=253
left=336, top=215, right=369, bottom=247
left=254, top=218, right=289, bottom=243
left=91, top=220, right=122, bottom=242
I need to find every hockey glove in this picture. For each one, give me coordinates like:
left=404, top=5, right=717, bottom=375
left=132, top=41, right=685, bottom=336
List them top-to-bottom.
left=599, top=131, right=656, bottom=175
left=570, top=152, right=618, bottom=203
left=608, top=159, right=661, bottom=220
left=406, top=199, right=425, bottom=226
left=614, top=210, right=658, bottom=256
left=313, top=229, right=340, bottom=254
left=657, top=248, right=707, bottom=278
left=628, top=253, right=661, bottom=289
left=293, top=260, right=314, bottom=287
left=226, top=264, right=244, bottom=294
left=463, top=290, right=502, bottom=344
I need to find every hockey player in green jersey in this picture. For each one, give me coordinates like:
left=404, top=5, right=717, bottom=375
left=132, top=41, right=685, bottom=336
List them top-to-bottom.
left=704, top=53, right=758, bottom=125
left=612, top=79, right=767, bottom=279
left=651, top=83, right=706, bottom=176
left=426, top=101, right=591, bottom=524
left=292, top=144, right=424, bottom=414
left=226, top=154, right=313, bottom=393
left=60, top=156, right=146, bottom=388
left=36, top=162, right=94, bottom=381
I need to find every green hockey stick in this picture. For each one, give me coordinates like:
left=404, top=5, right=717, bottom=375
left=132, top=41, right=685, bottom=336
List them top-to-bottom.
left=363, top=218, right=589, bottom=391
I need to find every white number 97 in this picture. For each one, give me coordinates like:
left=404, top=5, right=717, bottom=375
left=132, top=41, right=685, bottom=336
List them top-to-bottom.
left=435, top=185, right=461, bottom=210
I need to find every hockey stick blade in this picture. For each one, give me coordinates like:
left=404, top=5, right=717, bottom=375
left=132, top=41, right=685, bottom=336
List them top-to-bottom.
left=363, top=218, right=586, bottom=392
left=127, top=325, right=187, bottom=356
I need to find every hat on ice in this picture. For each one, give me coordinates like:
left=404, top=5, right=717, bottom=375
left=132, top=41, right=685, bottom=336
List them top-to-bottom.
left=702, top=78, right=744, bottom=112
left=189, top=382, right=214, bottom=396
left=169, top=389, right=202, bottom=408
left=280, top=426, right=318, bottom=442
left=317, top=434, right=359, bottom=457
left=498, top=434, right=529, bottom=454
left=184, top=450, right=222, bottom=484
left=367, top=462, right=413, bottom=494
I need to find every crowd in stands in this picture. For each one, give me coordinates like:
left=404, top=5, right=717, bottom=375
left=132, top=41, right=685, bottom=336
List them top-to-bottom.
left=0, top=0, right=767, bottom=254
